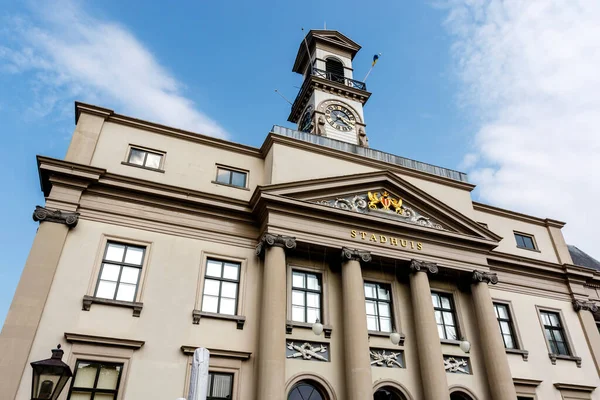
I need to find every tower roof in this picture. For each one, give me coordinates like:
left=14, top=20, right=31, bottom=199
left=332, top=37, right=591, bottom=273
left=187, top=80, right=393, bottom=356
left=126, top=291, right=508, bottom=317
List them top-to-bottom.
left=292, top=30, right=362, bottom=74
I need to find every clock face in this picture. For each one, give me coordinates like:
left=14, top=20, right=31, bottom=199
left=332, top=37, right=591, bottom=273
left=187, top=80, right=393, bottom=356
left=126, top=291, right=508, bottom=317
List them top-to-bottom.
left=324, top=104, right=356, bottom=132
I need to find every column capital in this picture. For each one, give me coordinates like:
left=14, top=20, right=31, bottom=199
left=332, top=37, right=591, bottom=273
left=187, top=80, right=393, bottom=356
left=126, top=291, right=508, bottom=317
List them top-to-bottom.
left=32, top=206, right=79, bottom=228
left=255, top=233, right=296, bottom=256
left=341, top=248, right=372, bottom=263
left=409, top=259, right=438, bottom=274
left=472, top=270, right=498, bottom=285
left=573, top=299, right=599, bottom=313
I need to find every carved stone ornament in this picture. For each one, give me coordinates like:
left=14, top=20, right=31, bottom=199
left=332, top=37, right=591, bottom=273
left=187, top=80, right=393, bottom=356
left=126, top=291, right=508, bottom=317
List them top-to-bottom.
left=315, top=192, right=444, bottom=230
left=33, top=206, right=79, bottom=228
left=255, top=233, right=297, bottom=256
left=341, top=247, right=372, bottom=263
left=409, top=259, right=438, bottom=274
left=472, top=270, right=499, bottom=285
left=573, top=299, right=599, bottom=313
left=286, top=341, right=329, bottom=362
left=370, top=349, right=404, bottom=368
left=443, top=356, right=471, bottom=374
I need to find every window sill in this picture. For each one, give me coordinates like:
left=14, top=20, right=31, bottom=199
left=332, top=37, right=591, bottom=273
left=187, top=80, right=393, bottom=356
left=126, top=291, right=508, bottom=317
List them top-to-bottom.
left=121, top=161, right=165, bottom=173
left=211, top=180, right=250, bottom=191
left=516, top=246, right=541, bottom=253
left=82, top=295, right=143, bottom=317
left=192, top=310, right=246, bottom=330
left=286, top=321, right=333, bottom=338
left=368, top=330, right=405, bottom=346
left=440, top=339, right=462, bottom=346
left=506, top=348, right=529, bottom=361
left=549, top=353, right=582, bottom=367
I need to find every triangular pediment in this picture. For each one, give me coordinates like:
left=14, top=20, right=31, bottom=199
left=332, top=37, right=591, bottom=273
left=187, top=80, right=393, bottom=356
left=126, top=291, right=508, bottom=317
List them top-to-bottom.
left=293, top=30, right=362, bottom=73
left=254, top=171, right=501, bottom=243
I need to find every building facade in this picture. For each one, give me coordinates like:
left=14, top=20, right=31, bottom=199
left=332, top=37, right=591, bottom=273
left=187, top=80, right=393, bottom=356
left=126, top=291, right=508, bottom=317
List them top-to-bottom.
left=1, top=30, right=600, bottom=400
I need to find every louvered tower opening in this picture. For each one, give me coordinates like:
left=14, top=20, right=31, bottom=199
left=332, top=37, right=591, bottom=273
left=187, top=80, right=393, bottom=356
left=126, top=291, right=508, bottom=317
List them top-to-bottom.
left=325, top=58, right=345, bottom=83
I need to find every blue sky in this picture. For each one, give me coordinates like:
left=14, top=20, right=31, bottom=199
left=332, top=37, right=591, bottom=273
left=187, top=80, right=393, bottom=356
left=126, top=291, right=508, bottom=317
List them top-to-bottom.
left=1, top=0, right=599, bottom=328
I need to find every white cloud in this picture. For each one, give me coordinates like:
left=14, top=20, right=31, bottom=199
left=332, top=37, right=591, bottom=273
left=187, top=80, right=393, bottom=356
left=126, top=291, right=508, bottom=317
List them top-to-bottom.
left=0, top=0, right=228, bottom=138
left=443, top=0, right=600, bottom=259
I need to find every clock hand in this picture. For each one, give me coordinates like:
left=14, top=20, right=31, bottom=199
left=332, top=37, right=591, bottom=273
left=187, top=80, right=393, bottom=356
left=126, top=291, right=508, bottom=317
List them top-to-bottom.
left=338, top=115, right=354, bottom=126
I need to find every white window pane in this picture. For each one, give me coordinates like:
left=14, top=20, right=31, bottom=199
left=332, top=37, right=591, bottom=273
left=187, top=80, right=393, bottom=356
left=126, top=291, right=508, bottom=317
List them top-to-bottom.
left=128, top=149, right=145, bottom=165
left=145, top=153, right=162, bottom=169
left=216, top=169, right=230, bottom=184
left=231, top=171, right=246, bottom=187
left=105, top=243, right=125, bottom=262
left=124, top=247, right=144, bottom=265
left=206, top=260, right=222, bottom=278
left=223, top=263, right=239, bottom=280
left=100, top=264, right=120, bottom=281
left=120, top=267, right=139, bottom=284
left=292, top=272, right=305, bottom=288
left=306, top=274, right=320, bottom=290
left=203, top=279, right=220, bottom=296
left=96, top=281, right=117, bottom=299
left=221, top=282, right=237, bottom=299
left=116, top=283, right=136, bottom=302
left=364, top=284, right=376, bottom=298
left=377, top=286, right=390, bottom=300
left=292, top=291, right=305, bottom=306
left=306, top=292, right=320, bottom=308
left=431, top=293, right=440, bottom=307
left=202, top=295, right=219, bottom=313
left=441, top=296, right=451, bottom=309
left=220, top=298, right=236, bottom=315
left=365, top=300, right=376, bottom=315
left=378, top=302, right=390, bottom=317
left=497, top=305, right=509, bottom=319
left=292, top=306, right=305, bottom=322
left=494, top=306, right=500, bottom=318
left=307, top=307, right=320, bottom=324
left=434, top=311, right=443, bottom=324
left=443, top=312, right=455, bottom=326
left=541, top=313, right=551, bottom=326
left=549, top=313, right=560, bottom=327
left=367, top=315, right=378, bottom=331
left=380, top=317, right=392, bottom=333
left=500, top=321, right=511, bottom=335
left=437, top=325, right=445, bottom=339
left=445, top=326, right=457, bottom=340
left=553, top=329, right=565, bottom=342
left=504, top=334, right=515, bottom=349
left=556, top=341, right=568, bottom=355
left=74, top=363, right=98, bottom=388
left=97, top=365, right=121, bottom=390
left=212, top=374, right=232, bottom=397
left=70, top=393, right=92, bottom=400
left=94, top=394, right=115, bottom=400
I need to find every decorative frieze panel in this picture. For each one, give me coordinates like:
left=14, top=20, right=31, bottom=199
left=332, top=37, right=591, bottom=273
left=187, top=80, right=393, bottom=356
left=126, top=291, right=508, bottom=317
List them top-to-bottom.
left=315, top=191, right=445, bottom=230
left=286, top=341, right=329, bottom=362
left=369, top=348, right=404, bottom=368
left=443, top=355, right=471, bottom=374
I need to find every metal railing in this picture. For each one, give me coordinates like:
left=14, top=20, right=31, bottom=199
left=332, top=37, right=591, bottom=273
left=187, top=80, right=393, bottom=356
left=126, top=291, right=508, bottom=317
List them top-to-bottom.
left=310, top=67, right=367, bottom=91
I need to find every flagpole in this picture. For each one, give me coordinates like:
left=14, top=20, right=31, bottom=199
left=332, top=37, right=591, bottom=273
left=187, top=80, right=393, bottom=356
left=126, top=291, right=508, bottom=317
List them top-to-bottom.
left=363, top=66, right=374, bottom=82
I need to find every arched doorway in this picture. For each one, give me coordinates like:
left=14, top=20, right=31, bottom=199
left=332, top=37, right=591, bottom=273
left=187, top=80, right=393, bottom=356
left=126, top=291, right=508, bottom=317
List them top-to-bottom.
left=288, top=380, right=327, bottom=400
left=374, top=386, right=406, bottom=400
left=450, top=391, right=474, bottom=400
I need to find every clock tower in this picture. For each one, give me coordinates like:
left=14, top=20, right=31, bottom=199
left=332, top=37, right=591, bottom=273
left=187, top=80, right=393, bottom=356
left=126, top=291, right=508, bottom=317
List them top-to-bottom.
left=288, top=30, right=372, bottom=147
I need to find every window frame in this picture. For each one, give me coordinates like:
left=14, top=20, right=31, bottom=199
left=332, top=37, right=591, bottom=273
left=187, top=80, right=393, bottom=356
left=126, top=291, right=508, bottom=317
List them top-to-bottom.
left=123, top=145, right=165, bottom=171
left=213, top=165, right=249, bottom=189
left=513, top=231, right=538, bottom=251
left=93, top=241, right=146, bottom=303
left=200, top=258, right=241, bottom=316
left=290, top=269, right=323, bottom=324
left=364, top=281, right=395, bottom=333
left=432, top=291, right=460, bottom=341
left=492, top=299, right=529, bottom=360
left=493, top=301, right=519, bottom=349
left=535, top=306, right=580, bottom=366
left=539, top=309, right=571, bottom=356
left=182, top=351, right=243, bottom=400
left=66, top=360, right=124, bottom=400
left=207, top=371, right=234, bottom=400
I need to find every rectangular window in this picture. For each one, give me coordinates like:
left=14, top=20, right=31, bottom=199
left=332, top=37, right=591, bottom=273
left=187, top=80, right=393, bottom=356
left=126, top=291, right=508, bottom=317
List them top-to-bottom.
left=127, top=147, right=163, bottom=169
left=215, top=167, right=247, bottom=188
left=514, top=232, right=536, bottom=250
left=95, top=242, right=145, bottom=302
left=201, top=259, right=240, bottom=316
left=291, top=270, right=322, bottom=324
left=364, top=282, right=393, bottom=332
left=432, top=292, right=459, bottom=340
left=494, top=303, right=518, bottom=349
left=540, top=310, right=570, bottom=355
left=67, top=360, right=123, bottom=400
left=207, top=372, right=234, bottom=400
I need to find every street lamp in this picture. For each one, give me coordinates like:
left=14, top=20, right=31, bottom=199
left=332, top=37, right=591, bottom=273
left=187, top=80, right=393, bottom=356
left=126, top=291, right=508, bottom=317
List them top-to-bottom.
left=30, top=344, right=73, bottom=400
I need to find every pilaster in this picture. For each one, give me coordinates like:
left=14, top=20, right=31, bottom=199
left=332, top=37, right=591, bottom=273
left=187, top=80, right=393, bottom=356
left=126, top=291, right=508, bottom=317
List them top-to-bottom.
left=573, top=300, right=600, bottom=376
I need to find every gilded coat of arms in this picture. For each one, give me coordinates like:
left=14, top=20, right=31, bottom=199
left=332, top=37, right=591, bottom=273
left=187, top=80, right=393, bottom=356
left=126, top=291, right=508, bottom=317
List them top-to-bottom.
left=368, top=191, right=402, bottom=214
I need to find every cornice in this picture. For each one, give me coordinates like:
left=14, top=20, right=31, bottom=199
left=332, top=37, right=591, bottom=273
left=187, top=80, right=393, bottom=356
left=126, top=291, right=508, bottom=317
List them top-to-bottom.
left=260, top=133, right=476, bottom=192
left=37, top=155, right=104, bottom=195
left=473, top=201, right=565, bottom=227
left=64, top=332, right=145, bottom=349
left=180, top=345, right=252, bottom=360
left=512, top=378, right=542, bottom=387
left=553, top=382, right=596, bottom=392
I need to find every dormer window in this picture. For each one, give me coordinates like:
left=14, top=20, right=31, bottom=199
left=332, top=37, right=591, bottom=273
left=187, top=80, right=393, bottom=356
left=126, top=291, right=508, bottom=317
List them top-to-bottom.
left=325, top=58, right=345, bottom=83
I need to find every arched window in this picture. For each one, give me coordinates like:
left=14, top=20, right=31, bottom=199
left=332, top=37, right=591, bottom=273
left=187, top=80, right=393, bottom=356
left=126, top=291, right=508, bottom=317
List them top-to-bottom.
left=325, top=58, right=345, bottom=83
left=288, top=381, right=326, bottom=400
left=374, top=386, right=407, bottom=400
left=450, top=391, right=474, bottom=400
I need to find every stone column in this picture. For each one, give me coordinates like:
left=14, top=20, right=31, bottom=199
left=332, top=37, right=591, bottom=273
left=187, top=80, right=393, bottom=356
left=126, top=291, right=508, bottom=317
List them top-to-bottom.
left=0, top=207, right=79, bottom=400
left=255, top=233, right=296, bottom=400
left=340, top=248, right=373, bottom=400
left=409, top=260, right=450, bottom=400
left=471, top=271, right=517, bottom=400
left=573, top=300, right=600, bottom=376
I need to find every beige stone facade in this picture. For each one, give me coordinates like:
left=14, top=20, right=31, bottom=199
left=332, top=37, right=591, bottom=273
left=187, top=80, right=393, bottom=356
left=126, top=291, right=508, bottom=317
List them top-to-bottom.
left=2, top=30, right=600, bottom=400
